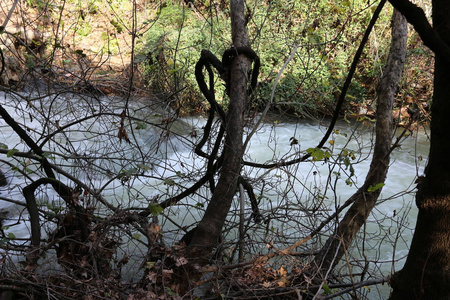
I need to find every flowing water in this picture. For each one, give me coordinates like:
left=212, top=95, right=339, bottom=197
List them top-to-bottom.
left=0, top=92, right=429, bottom=298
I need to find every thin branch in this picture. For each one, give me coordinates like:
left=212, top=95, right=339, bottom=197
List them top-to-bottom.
left=0, top=0, right=20, bottom=29
left=242, top=0, right=387, bottom=169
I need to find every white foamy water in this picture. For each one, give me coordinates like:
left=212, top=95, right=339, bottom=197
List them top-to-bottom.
left=0, top=92, right=429, bottom=298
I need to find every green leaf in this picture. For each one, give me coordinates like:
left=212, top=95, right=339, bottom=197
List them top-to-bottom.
left=110, top=20, right=123, bottom=33
left=168, top=68, right=179, bottom=74
left=343, top=114, right=351, bottom=123
left=135, top=122, right=147, bottom=130
left=0, top=143, right=8, bottom=149
left=306, top=147, right=331, bottom=161
left=6, top=149, right=19, bottom=158
left=42, top=152, right=55, bottom=160
left=137, top=164, right=152, bottom=171
left=118, top=168, right=137, bottom=178
left=176, top=171, right=185, bottom=178
left=163, top=178, right=175, bottom=186
left=368, top=183, right=385, bottom=193
left=148, top=203, right=163, bottom=216
left=7, top=232, right=16, bottom=239
left=132, top=233, right=142, bottom=240
left=145, top=261, right=156, bottom=269
left=322, top=283, right=332, bottom=295
left=165, top=287, right=178, bottom=297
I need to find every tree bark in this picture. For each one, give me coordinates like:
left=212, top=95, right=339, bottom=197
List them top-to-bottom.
left=187, top=0, right=251, bottom=263
left=390, top=1, right=450, bottom=298
left=313, top=9, right=407, bottom=279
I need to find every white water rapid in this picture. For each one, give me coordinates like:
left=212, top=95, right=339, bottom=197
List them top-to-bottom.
left=0, top=92, right=429, bottom=299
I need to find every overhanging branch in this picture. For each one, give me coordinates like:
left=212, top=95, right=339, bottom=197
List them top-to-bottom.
left=389, top=0, right=450, bottom=61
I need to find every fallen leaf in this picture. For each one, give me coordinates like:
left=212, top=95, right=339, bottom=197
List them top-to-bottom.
left=176, top=257, right=188, bottom=267
left=162, top=269, right=174, bottom=279
left=277, top=280, right=286, bottom=287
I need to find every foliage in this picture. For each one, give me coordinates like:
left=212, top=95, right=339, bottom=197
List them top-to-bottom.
left=137, top=0, right=394, bottom=117
left=139, top=1, right=230, bottom=114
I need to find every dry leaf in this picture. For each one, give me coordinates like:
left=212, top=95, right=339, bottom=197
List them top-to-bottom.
left=118, top=126, right=130, bottom=143
left=147, top=223, right=162, bottom=243
left=148, top=223, right=161, bottom=233
left=175, top=257, right=188, bottom=267
left=162, top=269, right=174, bottom=279
left=147, top=272, right=157, bottom=283
left=146, top=291, right=157, bottom=299
left=126, top=294, right=134, bottom=300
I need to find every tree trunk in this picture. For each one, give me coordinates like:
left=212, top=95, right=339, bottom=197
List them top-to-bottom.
left=187, top=0, right=251, bottom=263
left=390, top=1, right=450, bottom=298
left=313, top=9, right=407, bottom=278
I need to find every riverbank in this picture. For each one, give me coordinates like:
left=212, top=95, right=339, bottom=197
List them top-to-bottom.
left=0, top=0, right=434, bottom=121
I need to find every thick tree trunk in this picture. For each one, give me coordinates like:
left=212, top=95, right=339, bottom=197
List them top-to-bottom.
left=187, top=0, right=251, bottom=263
left=390, top=1, right=450, bottom=298
left=313, top=9, right=407, bottom=278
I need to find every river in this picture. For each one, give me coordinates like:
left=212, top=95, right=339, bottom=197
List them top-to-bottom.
left=0, top=92, right=429, bottom=299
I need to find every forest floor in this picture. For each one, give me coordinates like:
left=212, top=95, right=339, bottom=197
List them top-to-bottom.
left=0, top=0, right=434, bottom=123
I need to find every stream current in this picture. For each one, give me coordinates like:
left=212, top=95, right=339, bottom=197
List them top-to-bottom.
left=0, top=92, right=429, bottom=298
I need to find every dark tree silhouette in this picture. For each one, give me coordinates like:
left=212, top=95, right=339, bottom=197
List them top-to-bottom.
left=388, top=0, right=450, bottom=298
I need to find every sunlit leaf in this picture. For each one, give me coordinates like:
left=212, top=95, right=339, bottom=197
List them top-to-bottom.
left=368, top=182, right=385, bottom=193
left=145, top=261, right=156, bottom=269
